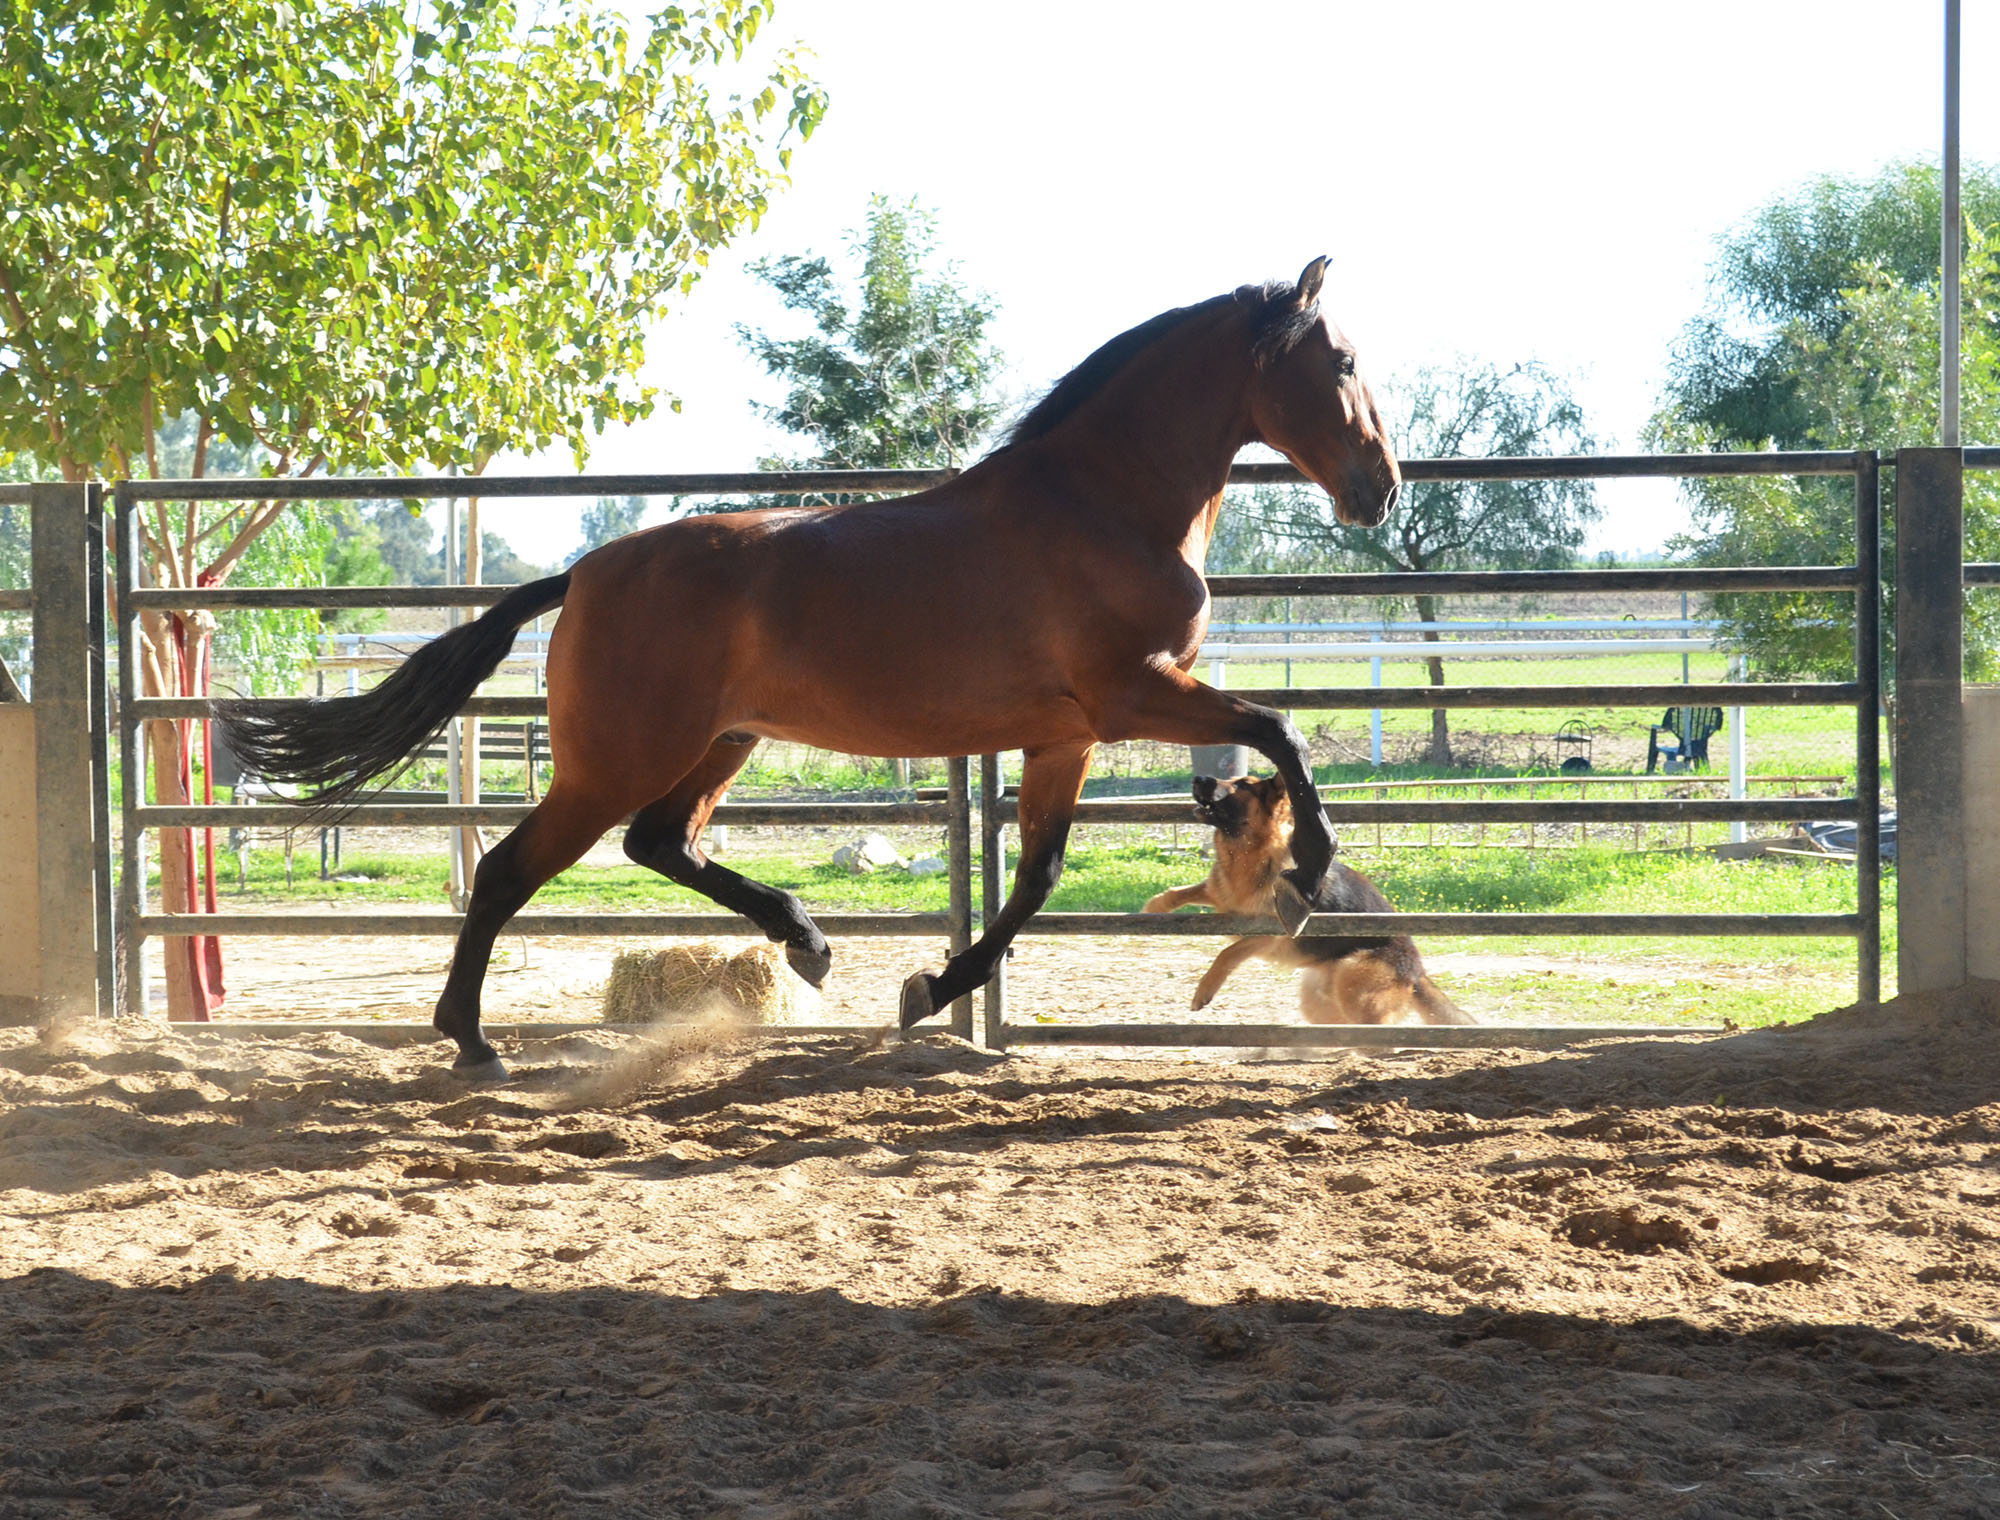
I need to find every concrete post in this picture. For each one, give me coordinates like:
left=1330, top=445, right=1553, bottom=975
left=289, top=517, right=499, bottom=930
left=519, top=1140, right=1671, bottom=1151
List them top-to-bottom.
left=1894, top=448, right=1966, bottom=992
left=31, top=482, right=101, bottom=1018
left=1966, top=689, right=2000, bottom=981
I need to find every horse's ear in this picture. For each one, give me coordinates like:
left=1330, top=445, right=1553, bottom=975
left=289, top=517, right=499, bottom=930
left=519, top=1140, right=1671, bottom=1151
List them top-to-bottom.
left=1293, top=256, right=1328, bottom=309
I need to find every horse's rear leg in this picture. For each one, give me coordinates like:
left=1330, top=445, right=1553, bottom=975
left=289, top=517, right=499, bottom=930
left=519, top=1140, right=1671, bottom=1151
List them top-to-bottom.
left=620, top=733, right=833, bottom=987
left=901, top=741, right=1093, bottom=1030
left=434, top=785, right=624, bottom=1079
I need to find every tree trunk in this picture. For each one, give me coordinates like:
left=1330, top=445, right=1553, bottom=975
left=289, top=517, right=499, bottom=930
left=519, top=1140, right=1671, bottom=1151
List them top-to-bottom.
left=1416, top=593, right=1451, bottom=767
left=138, top=607, right=220, bottom=1021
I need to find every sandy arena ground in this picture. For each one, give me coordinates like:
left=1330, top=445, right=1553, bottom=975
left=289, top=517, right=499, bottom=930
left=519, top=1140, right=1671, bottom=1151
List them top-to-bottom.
left=4, top=984, right=1999, bottom=1517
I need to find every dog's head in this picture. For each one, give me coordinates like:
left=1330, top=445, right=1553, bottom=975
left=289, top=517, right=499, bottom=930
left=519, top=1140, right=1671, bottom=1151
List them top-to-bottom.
left=1190, top=772, right=1292, bottom=840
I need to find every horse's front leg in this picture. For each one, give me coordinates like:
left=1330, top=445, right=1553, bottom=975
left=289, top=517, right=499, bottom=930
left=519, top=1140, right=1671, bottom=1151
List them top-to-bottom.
left=1096, top=666, right=1334, bottom=935
left=900, top=741, right=1094, bottom=1030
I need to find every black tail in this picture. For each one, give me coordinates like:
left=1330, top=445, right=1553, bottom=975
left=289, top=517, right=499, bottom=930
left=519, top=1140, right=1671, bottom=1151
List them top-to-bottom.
left=215, top=572, right=571, bottom=817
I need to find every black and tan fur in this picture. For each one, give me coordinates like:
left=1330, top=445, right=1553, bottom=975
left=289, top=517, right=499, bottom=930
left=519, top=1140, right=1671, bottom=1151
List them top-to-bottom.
left=1144, top=774, right=1473, bottom=1025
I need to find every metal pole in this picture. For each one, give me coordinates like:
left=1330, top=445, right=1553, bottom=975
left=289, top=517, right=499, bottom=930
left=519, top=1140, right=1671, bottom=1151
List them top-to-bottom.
left=1943, top=0, right=1962, bottom=447
left=1894, top=447, right=1964, bottom=992
left=1854, top=454, right=1882, bottom=1003
left=87, top=484, right=115, bottom=1016
left=115, top=486, right=147, bottom=1016
left=443, top=495, right=466, bottom=911
left=459, top=495, right=482, bottom=889
left=1728, top=654, right=1746, bottom=845
left=1370, top=655, right=1383, bottom=766
left=980, top=752, right=1006, bottom=1049
left=946, top=755, right=973, bottom=1040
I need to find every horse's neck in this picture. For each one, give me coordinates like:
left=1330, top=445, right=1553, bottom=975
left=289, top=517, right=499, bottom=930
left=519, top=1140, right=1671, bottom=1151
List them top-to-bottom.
left=1041, top=310, right=1256, bottom=546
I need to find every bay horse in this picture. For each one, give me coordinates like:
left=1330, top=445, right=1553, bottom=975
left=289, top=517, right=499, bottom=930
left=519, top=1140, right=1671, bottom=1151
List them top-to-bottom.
left=219, top=258, right=1401, bottom=1079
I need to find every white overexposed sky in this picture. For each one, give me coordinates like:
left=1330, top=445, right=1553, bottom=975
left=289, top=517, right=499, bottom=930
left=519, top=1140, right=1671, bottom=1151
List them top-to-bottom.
left=479, top=0, right=1996, bottom=566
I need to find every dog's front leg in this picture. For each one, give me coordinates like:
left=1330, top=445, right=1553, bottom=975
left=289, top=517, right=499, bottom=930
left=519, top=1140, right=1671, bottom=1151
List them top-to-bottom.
left=1143, top=883, right=1214, bottom=914
left=1191, top=935, right=1288, bottom=1010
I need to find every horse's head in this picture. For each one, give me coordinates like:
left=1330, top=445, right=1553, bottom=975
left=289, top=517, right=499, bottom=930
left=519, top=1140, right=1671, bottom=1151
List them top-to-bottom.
left=1245, top=257, right=1401, bottom=528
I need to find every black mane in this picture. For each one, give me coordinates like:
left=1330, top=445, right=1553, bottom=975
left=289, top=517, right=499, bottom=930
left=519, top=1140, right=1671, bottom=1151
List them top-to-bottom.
left=1003, top=279, right=1318, bottom=448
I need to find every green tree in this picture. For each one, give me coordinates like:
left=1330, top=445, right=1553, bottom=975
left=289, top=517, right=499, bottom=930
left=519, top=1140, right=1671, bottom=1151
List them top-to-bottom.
left=0, top=0, right=824, bottom=1017
left=1663, top=161, right=2000, bottom=448
left=1652, top=163, right=2000, bottom=700
left=711, top=194, right=1003, bottom=505
left=1246, top=361, right=1597, bottom=765
left=568, top=495, right=649, bottom=564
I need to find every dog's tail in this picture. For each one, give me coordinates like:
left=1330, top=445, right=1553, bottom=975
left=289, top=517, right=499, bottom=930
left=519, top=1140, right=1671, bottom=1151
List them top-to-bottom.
left=1411, top=974, right=1475, bottom=1026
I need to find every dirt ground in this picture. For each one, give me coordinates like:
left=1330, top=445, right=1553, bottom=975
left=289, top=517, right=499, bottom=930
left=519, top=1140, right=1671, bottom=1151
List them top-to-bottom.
left=158, top=926, right=1793, bottom=1031
left=4, top=982, right=2000, bottom=1517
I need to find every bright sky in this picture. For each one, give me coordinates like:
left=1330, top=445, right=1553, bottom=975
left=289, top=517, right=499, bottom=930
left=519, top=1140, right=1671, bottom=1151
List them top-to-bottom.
left=484, top=0, right=1995, bottom=566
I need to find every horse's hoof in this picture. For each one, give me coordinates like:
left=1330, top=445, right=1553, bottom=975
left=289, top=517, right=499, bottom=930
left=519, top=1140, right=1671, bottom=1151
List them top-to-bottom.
left=1273, top=873, right=1314, bottom=937
left=786, top=940, right=833, bottom=989
left=899, top=971, right=939, bottom=1031
left=450, top=1049, right=510, bottom=1083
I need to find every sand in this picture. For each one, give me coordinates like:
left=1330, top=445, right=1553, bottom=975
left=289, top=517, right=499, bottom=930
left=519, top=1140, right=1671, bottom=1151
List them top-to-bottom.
left=4, top=985, right=1999, bottom=1517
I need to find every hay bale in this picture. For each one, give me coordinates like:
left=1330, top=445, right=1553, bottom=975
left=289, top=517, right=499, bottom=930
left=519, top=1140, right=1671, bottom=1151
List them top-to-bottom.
left=601, top=941, right=806, bottom=1025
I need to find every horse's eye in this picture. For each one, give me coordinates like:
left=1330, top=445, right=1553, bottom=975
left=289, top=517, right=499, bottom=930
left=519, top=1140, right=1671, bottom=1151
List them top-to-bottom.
left=1333, top=352, right=1356, bottom=378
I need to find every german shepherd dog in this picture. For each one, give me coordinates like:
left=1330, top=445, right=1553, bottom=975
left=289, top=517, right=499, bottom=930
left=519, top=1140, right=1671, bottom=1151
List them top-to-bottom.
left=1144, top=774, right=1473, bottom=1025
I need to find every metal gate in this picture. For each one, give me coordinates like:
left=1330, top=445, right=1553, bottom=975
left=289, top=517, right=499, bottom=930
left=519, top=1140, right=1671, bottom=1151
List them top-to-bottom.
left=109, top=450, right=1900, bottom=1046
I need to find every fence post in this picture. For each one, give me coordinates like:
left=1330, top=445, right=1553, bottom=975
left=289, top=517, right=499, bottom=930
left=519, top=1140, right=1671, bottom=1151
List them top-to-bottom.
left=1893, top=447, right=1965, bottom=993
left=1854, top=452, right=1882, bottom=1005
left=31, top=482, right=102, bottom=1018
left=979, top=752, right=1006, bottom=1049
left=946, top=755, right=973, bottom=1040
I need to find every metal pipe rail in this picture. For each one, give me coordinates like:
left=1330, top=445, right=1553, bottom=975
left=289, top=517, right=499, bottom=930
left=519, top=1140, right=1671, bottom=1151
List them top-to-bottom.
left=114, top=450, right=1885, bottom=1049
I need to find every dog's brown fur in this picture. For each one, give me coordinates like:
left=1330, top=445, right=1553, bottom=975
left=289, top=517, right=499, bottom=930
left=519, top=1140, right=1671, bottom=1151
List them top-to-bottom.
left=1143, top=773, right=1473, bottom=1025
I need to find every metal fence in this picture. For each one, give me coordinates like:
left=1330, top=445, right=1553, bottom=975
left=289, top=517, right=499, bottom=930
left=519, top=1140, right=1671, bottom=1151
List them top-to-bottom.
left=105, top=450, right=1894, bottom=1048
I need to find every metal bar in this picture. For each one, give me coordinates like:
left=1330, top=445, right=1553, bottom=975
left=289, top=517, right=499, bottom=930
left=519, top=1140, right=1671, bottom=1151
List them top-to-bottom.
left=1944, top=0, right=1962, bottom=447
left=1894, top=447, right=1967, bottom=991
left=1967, top=448, right=2000, bottom=469
left=112, top=451, right=1867, bottom=506
left=1854, top=454, right=1882, bottom=1003
left=120, top=469, right=963, bottom=502
left=31, top=483, right=100, bottom=1018
left=0, top=484, right=34, bottom=506
left=86, top=484, right=115, bottom=1020
left=116, top=485, right=145, bottom=1015
left=1968, top=563, right=2000, bottom=584
left=132, top=567, right=1865, bottom=611
left=1209, top=568, right=1859, bottom=598
left=132, top=586, right=528, bottom=609
left=0, top=589, right=30, bottom=612
left=1202, top=637, right=1722, bottom=659
left=132, top=682, right=1858, bottom=724
left=1223, top=683, right=1857, bottom=710
left=138, top=694, right=549, bottom=719
left=980, top=753, right=1006, bottom=1050
left=946, top=756, right=973, bottom=1040
left=140, top=795, right=1856, bottom=832
left=989, top=797, right=1855, bottom=827
left=137, top=799, right=954, bottom=829
left=138, top=912, right=955, bottom=937
left=1023, top=912, right=1858, bottom=937
left=165, top=1021, right=890, bottom=1045
left=998, top=1022, right=1723, bottom=1049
